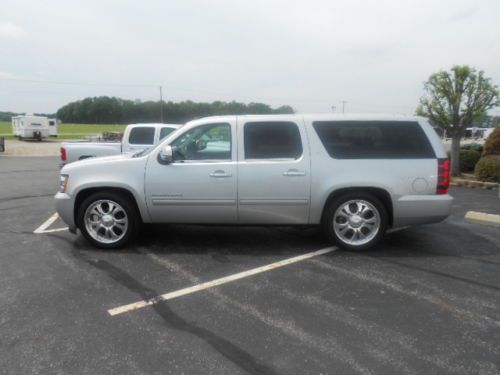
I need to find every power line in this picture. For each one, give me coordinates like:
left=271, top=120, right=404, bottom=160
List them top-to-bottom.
left=0, top=77, right=333, bottom=104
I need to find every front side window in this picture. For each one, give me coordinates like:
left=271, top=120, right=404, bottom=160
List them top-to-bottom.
left=244, top=121, right=302, bottom=160
left=313, top=121, right=436, bottom=159
left=170, top=123, right=231, bottom=161
left=129, top=127, right=155, bottom=145
left=159, top=127, right=176, bottom=140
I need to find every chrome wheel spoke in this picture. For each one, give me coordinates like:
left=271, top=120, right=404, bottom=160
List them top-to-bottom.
left=84, top=199, right=128, bottom=245
left=333, top=199, right=381, bottom=246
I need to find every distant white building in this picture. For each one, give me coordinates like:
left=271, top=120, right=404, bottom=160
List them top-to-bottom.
left=12, top=115, right=50, bottom=140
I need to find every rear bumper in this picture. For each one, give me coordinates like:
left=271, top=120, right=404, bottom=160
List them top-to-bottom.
left=54, top=192, right=76, bottom=232
left=393, top=194, right=453, bottom=227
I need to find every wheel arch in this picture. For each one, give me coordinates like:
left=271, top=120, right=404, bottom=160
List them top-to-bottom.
left=74, top=187, right=143, bottom=228
left=320, top=187, right=393, bottom=227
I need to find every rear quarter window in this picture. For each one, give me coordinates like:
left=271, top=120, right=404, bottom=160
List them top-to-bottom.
left=313, top=121, right=435, bottom=159
left=129, top=127, right=155, bottom=145
left=159, top=127, right=176, bottom=140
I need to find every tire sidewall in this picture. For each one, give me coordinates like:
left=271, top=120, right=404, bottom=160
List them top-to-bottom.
left=77, top=192, right=139, bottom=249
left=323, top=192, right=388, bottom=251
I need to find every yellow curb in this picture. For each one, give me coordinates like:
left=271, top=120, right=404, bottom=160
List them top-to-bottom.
left=465, top=211, right=500, bottom=228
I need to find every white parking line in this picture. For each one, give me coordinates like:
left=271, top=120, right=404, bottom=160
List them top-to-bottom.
left=33, top=213, right=68, bottom=234
left=108, top=246, right=337, bottom=316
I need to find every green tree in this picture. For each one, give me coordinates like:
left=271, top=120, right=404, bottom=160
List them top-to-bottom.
left=418, top=65, right=499, bottom=176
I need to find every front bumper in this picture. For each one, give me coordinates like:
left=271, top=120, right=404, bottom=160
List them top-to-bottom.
left=54, top=192, right=76, bottom=232
left=393, top=194, right=453, bottom=227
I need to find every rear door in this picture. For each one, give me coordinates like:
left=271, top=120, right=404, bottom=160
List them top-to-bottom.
left=237, top=118, right=311, bottom=224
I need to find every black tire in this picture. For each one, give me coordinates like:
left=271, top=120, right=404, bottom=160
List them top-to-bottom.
left=77, top=191, right=140, bottom=249
left=322, top=192, right=388, bottom=251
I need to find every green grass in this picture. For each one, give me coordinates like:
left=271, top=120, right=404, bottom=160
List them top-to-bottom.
left=0, top=122, right=126, bottom=140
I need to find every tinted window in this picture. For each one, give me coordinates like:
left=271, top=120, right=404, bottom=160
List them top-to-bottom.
left=244, top=121, right=302, bottom=159
left=313, top=121, right=435, bottom=159
left=171, top=123, right=231, bottom=161
left=129, top=127, right=155, bottom=145
left=159, top=127, right=176, bottom=140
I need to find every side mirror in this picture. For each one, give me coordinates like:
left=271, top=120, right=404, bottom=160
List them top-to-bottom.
left=158, top=145, right=173, bottom=164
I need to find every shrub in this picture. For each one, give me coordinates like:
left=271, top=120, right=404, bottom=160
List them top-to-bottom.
left=483, top=127, right=500, bottom=157
left=461, top=143, right=483, bottom=153
left=460, top=149, right=481, bottom=172
left=474, top=156, right=500, bottom=182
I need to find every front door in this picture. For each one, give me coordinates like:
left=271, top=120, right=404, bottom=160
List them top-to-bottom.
left=145, top=119, right=237, bottom=223
left=237, top=119, right=311, bottom=224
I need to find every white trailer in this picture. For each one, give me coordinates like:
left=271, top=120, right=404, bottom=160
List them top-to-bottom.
left=12, top=115, right=50, bottom=140
left=48, top=118, right=59, bottom=137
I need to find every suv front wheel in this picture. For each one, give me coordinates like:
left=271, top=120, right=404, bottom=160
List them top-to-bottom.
left=77, top=192, right=140, bottom=249
left=323, top=193, right=387, bottom=251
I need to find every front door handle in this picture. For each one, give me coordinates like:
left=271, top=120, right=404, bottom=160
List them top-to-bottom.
left=283, top=169, right=306, bottom=177
left=209, top=170, right=232, bottom=178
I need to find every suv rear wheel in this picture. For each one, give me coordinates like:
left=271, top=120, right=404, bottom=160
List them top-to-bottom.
left=77, top=192, right=140, bottom=249
left=323, top=192, right=387, bottom=250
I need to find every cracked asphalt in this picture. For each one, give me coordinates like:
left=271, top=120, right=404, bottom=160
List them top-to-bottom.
left=1, top=156, right=500, bottom=375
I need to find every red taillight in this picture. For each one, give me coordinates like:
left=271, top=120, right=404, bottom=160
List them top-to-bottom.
left=60, top=147, right=67, bottom=161
left=437, top=158, right=450, bottom=194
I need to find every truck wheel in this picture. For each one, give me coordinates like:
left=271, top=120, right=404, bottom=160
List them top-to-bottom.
left=77, top=192, right=140, bottom=249
left=322, top=192, right=387, bottom=251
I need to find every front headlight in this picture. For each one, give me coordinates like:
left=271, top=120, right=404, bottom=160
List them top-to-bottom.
left=59, top=174, right=69, bottom=193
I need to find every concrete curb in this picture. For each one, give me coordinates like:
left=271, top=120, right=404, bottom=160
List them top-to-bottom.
left=452, top=178, right=499, bottom=190
left=465, top=211, right=500, bottom=228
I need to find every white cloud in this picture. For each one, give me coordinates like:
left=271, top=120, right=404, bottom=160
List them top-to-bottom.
left=0, top=22, right=27, bottom=38
left=0, top=71, right=15, bottom=79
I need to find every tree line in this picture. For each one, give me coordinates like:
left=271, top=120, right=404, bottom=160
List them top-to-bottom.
left=56, top=97, right=294, bottom=124
left=0, top=111, right=55, bottom=122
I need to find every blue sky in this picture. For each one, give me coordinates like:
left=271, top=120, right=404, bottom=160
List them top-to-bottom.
left=0, top=0, right=499, bottom=114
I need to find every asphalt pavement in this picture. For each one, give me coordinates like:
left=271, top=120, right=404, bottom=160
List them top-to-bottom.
left=1, top=156, right=499, bottom=375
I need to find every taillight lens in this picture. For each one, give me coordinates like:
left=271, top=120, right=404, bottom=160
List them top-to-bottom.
left=61, top=147, right=67, bottom=161
left=437, top=158, right=450, bottom=194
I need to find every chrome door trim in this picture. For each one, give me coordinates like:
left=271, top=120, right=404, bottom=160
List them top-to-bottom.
left=152, top=199, right=236, bottom=206
left=239, top=199, right=309, bottom=206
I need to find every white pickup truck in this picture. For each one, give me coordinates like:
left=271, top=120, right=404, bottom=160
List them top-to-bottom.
left=60, top=123, right=181, bottom=166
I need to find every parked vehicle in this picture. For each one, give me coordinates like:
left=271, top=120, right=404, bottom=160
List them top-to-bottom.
left=55, top=114, right=452, bottom=250
left=12, top=115, right=50, bottom=140
left=48, top=118, right=59, bottom=137
left=60, top=123, right=181, bottom=166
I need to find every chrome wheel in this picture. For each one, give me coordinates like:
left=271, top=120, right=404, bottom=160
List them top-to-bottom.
left=84, top=200, right=128, bottom=244
left=333, top=200, right=380, bottom=246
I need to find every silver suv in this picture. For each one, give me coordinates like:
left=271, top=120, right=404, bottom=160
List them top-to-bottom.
left=55, top=114, right=452, bottom=250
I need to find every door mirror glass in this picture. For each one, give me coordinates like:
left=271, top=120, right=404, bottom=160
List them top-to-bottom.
left=158, top=145, right=173, bottom=164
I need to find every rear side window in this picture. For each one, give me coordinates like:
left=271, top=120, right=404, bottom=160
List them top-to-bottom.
left=244, top=121, right=302, bottom=159
left=313, top=121, right=435, bottom=159
left=129, top=127, right=155, bottom=145
left=159, top=127, right=176, bottom=140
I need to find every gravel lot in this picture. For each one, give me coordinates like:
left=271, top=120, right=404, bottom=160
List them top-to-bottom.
left=2, top=139, right=61, bottom=156
left=1, top=156, right=499, bottom=375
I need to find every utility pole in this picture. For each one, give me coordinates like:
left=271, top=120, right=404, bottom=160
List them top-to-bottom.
left=159, top=85, right=164, bottom=123
left=341, top=100, right=347, bottom=114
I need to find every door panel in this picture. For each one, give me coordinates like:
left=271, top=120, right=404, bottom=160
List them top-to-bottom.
left=237, top=119, right=311, bottom=224
left=145, top=120, right=237, bottom=223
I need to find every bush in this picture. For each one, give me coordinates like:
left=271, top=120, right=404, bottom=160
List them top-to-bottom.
left=483, top=127, right=500, bottom=156
left=461, top=143, right=483, bottom=154
left=460, top=149, right=481, bottom=172
left=474, top=156, right=500, bottom=182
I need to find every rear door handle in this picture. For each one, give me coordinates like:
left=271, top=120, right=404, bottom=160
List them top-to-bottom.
left=283, top=169, right=306, bottom=177
left=209, top=170, right=232, bottom=178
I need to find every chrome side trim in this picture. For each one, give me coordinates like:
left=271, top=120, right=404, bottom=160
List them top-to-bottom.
left=152, top=199, right=236, bottom=206
left=239, top=199, right=309, bottom=206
